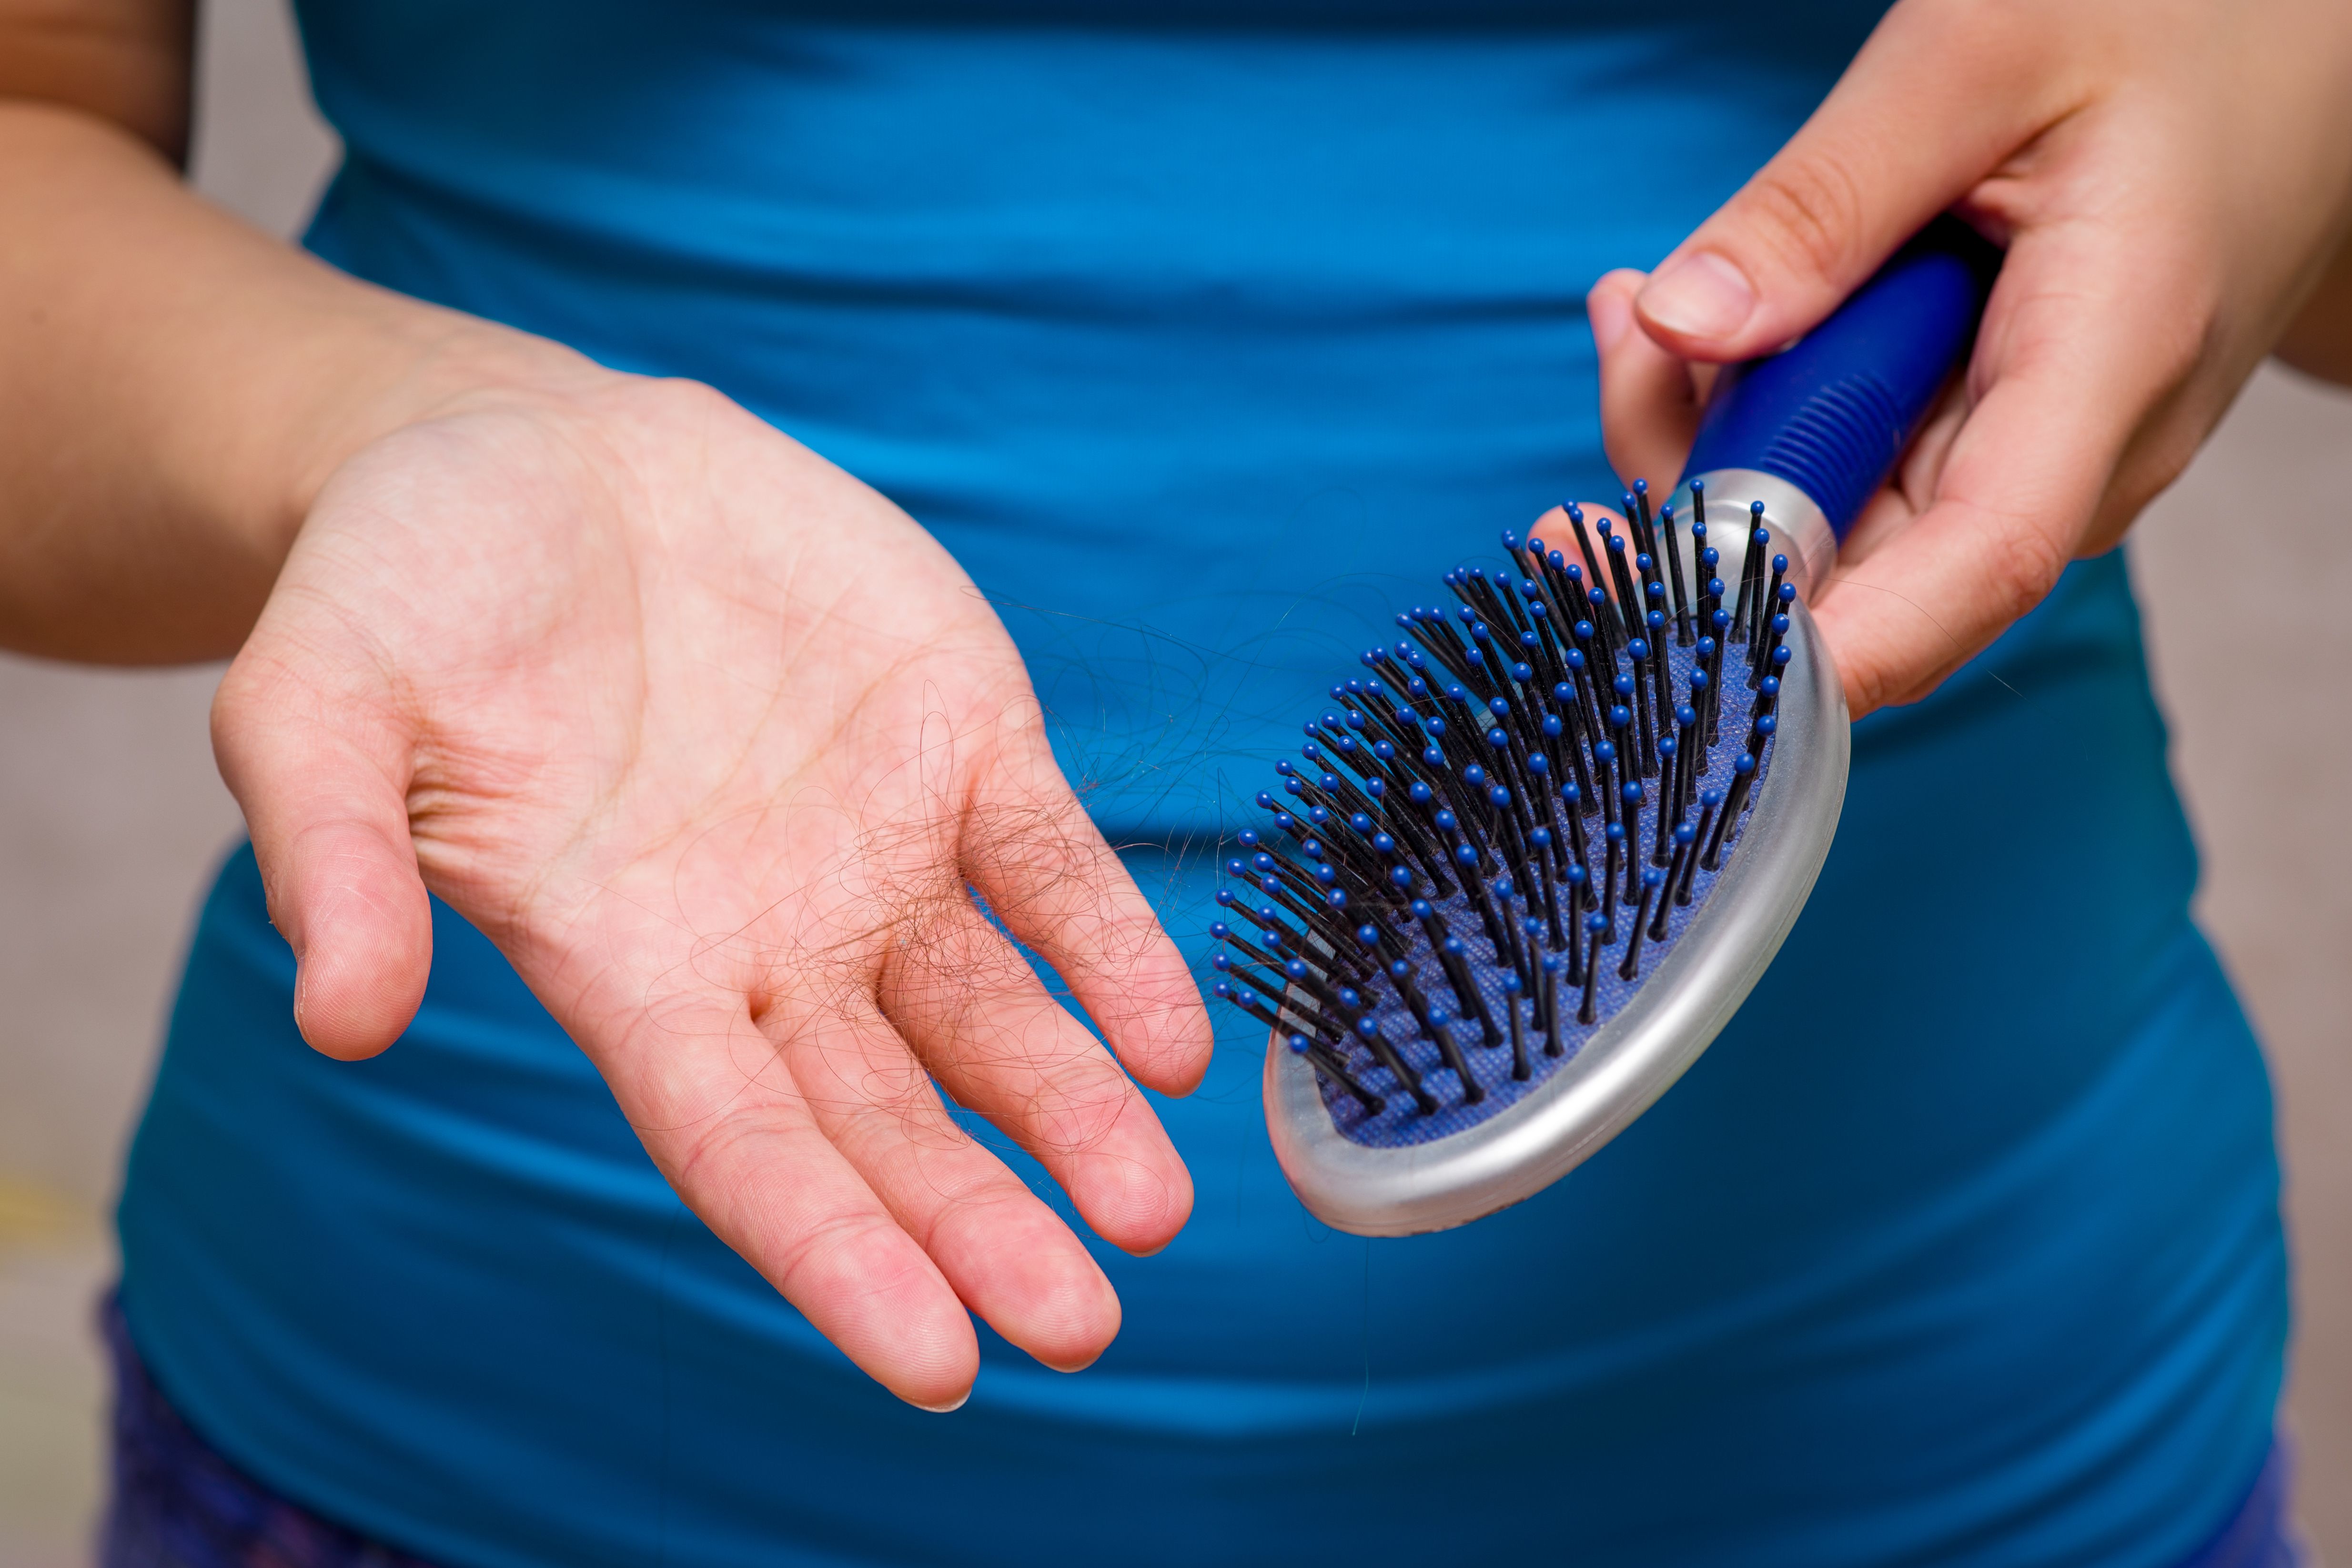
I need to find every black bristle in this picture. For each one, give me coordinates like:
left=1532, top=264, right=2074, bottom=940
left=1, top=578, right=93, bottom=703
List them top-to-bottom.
left=1219, top=486, right=1798, bottom=1136
left=1634, top=491, right=1666, bottom=586
left=1660, top=501, right=1695, bottom=646
left=1733, top=503, right=1768, bottom=642
left=1564, top=504, right=1609, bottom=626
left=1602, top=527, right=1644, bottom=649
left=1744, top=530, right=1776, bottom=648
left=1751, top=556, right=1789, bottom=685
left=1645, top=605, right=1673, bottom=743
left=1702, top=618, right=1728, bottom=744
left=1565, top=632, right=1605, bottom=756
left=1627, top=632, right=1659, bottom=775
left=1673, top=702, right=1701, bottom=826
left=1652, top=734, right=1679, bottom=866
left=1701, top=750, right=1758, bottom=870
left=1617, top=779, right=1646, bottom=901
left=1679, top=791, right=1719, bottom=905
left=1560, top=816, right=1593, bottom=911
left=1600, top=820, right=1623, bottom=933
left=1651, top=823, right=1689, bottom=940
left=1527, top=847, right=1566, bottom=950
left=1459, top=858, right=1517, bottom=969
left=1562, top=867, right=1589, bottom=976
left=1619, top=867, right=1664, bottom=981
left=1578, top=913, right=1605, bottom=1024
left=1444, top=936, right=1506, bottom=1045
left=1539, top=954, right=1564, bottom=1053
left=1503, top=973, right=1530, bottom=1081
left=1213, top=981, right=1303, bottom=1044
left=1423, top=1006, right=1484, bottom=1104
left=1353, top=1016, right=1438, bottom=1116
left=1291, top=1034, right=1386, bottom=1114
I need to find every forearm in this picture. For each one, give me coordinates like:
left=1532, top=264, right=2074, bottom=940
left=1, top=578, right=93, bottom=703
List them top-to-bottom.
left=0, top=100, right=569, bottom=662
left=2276, top=224, right=2352, bottom=387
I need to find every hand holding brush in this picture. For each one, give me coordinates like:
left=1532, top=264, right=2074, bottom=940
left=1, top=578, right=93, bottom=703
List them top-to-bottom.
left=1213, top=0, right=2352, bottom=1239
left=1593, top=0, right=2352, bottom=718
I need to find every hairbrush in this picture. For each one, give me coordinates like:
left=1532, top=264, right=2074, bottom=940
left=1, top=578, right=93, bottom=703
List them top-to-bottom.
left=1212, top=218, right=1999, bottom=1235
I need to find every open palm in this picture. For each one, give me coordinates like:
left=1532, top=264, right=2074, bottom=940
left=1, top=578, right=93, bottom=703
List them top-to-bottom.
left=212, top=374, right=1212, bottom=1409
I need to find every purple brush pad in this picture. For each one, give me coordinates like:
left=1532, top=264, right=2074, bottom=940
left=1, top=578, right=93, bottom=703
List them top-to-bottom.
left=1316, top=634, right=1771, bottom=1149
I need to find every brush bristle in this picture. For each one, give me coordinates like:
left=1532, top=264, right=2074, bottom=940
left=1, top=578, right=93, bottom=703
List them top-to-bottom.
left=1212, top=480, right=1799, bottom=1148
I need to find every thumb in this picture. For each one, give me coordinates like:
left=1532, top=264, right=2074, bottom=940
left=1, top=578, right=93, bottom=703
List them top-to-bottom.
left=1633, top=2, right=2068, bottom=359
left=1590, top=266, right=1715, bottom=488
left=211, top=651, right=431, bottom=1061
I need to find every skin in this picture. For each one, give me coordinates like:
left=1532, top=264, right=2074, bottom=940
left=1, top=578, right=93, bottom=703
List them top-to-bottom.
left=2, top=0, right=2348, bottom=1409
left=1587, top=0, right=2352, bottom=717
left=0, top=4, right=1211, bottom=1410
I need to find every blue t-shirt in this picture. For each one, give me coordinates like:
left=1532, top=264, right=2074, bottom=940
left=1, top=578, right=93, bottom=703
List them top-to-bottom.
left=119, top=4, right=2285, bottom=1565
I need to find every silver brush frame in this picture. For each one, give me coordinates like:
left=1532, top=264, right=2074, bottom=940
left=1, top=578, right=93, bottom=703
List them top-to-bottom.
left=1261, top=591, right=1848, bottom=1237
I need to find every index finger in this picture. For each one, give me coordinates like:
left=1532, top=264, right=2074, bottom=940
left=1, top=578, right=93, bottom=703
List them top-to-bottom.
left=1633, top=0, right=2075, bottom=359
left=959, top=732, right=1214, bottom=1099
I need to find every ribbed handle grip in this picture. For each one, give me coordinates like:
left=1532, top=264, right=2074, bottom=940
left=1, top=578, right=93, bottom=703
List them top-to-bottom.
left=1682, top=217, right=1999, bottom=541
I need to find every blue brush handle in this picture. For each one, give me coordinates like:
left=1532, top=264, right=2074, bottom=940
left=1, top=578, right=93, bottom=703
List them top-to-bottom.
left=1683, top=217, right=2000, bottom=542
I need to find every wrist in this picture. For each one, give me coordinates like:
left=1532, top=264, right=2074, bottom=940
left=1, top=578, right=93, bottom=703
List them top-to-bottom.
left=0, top=101, right=617, bottom=662
left=254, top=302, right=608, bottom=561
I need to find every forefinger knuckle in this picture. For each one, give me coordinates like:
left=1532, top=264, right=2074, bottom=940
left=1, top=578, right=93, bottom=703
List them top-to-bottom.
left=1741, top=154, right=1871, bottom=283
left=1978, top=506, right=2071, bottom=622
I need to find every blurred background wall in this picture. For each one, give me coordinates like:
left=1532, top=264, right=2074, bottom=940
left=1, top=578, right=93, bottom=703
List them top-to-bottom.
left=0, top=1, right=2346, bottom=1561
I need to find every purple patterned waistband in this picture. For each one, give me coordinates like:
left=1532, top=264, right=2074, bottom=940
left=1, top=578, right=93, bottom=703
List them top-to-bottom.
left=99, top=1295, right=443, bottom=1568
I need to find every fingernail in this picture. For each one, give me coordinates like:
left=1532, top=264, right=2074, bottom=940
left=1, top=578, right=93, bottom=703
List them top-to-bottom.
left=1639, top=252, right=1757, bottom=342
left=913, top=1387, right=973, bottom=1414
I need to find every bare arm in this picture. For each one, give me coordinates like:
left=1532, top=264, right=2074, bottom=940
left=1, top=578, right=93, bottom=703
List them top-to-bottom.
left=0, top=0, right=1212, bottom=1408
left=0, top=0, right=564, bottom=660
left=0, top=0, right=189, bottom=154
left=2277, top=224, right=2352, bottom=386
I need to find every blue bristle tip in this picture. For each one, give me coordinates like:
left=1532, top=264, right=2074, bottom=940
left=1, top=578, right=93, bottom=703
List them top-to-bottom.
left=1215, top=488, right=1796, bottom=1145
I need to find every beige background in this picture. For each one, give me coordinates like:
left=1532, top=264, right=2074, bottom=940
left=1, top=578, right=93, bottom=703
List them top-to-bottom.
left=0, top=1, right=2347, bottom=1561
